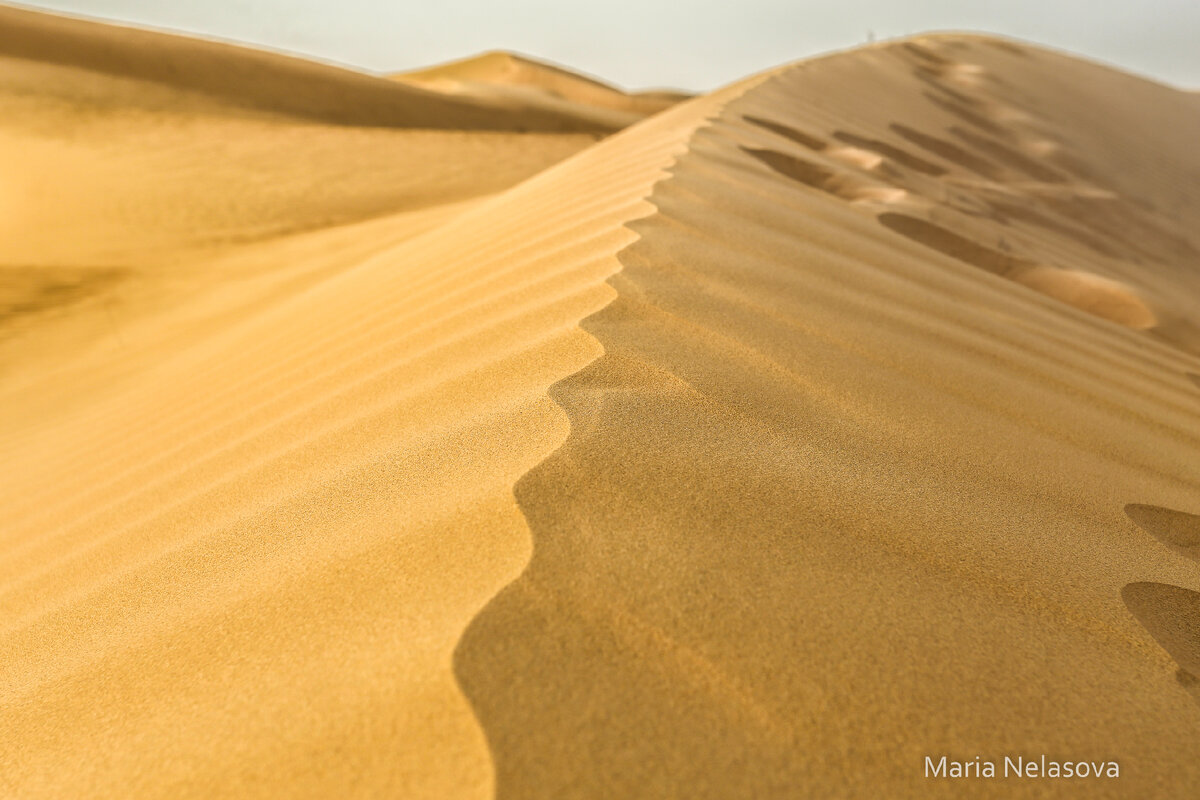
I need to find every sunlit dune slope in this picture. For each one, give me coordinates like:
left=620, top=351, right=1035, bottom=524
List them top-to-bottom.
left=0, top=4, right=636, bottom=427
left=0, top=11, right=767, bottom=793
left=458, top=34, right=1200, bottom=798
left=394, top=51, right=691, bottom=128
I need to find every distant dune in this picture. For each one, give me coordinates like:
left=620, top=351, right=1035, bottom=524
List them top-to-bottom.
left=0, top=4, right=632, bottom=131
left=0, top=5, right=624, bottom=405
left=2, top=5, right=1199, bottom=799
left=394, top=51, right=691, bottom=129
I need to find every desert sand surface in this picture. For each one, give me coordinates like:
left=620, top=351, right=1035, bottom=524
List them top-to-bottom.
left=1, top=5, right=1199, bottom=799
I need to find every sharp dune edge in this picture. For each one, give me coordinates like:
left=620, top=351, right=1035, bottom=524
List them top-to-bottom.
left=0, top=5, right=749, bottom=795
left=1, top=6, right=1200, bottom=800
left=462, top=38, right=1200, bottom=799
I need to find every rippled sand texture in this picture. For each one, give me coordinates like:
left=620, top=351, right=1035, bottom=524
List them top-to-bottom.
left=2, top=4, right=1199, bottom=798
left=0, top=5, right=697, bottom=797
left=459, top=36, right=1200, bottom=799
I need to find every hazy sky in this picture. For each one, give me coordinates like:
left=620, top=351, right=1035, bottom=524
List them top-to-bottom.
left=14, top=0, right=1200, bottom=91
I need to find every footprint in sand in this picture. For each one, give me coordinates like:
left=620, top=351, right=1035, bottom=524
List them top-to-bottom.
left=901, top=41, right=989, bottom=88
left=743, top=112, right=1162, bottom=333
left=743, top=115, right=827, bottom=152
left=889, top=122, right=1005, bottom=181
left=947, top=126, right=1066, bottom=183
left=829, top=131, right=947, bottom=176
left=741, top=147, right=909, bottom=206
left=875, top=212, right=1157, bottom=328
left=1123, top=384, right=1200, bottom=692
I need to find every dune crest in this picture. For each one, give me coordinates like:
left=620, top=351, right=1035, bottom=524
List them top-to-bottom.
left=0, top=5, right=765, bottom=794
left=458, top=34, right=1200, bottom=797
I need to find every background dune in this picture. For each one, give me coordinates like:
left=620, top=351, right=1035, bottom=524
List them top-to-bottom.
left=0, top=3, right=631, bottom=434
left=0, top=4, right=627, bottom=131
left=1, top=5, right=1199, bottom=799
left=393, top=51, right=691, bottom=130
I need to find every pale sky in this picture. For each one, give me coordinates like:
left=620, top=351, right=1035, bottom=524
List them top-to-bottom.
left=12, top=0, right=1200, bottom=91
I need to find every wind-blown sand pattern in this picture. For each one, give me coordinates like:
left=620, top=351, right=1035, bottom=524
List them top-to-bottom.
left=1, top=6, right=1199, bottom=798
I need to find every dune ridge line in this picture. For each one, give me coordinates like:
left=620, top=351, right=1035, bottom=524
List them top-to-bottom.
left=454, top=34, right=1200, bottom=798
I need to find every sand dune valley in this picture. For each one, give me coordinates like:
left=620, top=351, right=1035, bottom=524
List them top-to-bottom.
left=1, top=3, right=1199, bottom=797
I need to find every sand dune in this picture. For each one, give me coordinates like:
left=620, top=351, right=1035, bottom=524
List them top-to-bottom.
left=0, top=4, right=624, bottom=131
left=0, top=5, right=625, bottom=430
left=0, top=6, right=754, bottom=793
left=2, top=6, right=1200, bottom=799
left=459, top=36, right=1200, bottom=797
left=394, top=51, right=691, bottom=129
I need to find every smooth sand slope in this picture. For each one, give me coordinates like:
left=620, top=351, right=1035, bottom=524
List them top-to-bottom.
left=0, top=3, right=621, bottom=431
left=2, top=8, right=1200, bottom=800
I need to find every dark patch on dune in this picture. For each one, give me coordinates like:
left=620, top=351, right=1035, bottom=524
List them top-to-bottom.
left=902, top=42, right=951, bottom=66
left=913, top=70, right=984, bottom=109
left=923, top=91, right=1009, bottom=138
left=743, top=116, right=827, bottom=151
left=888, top=123, right=1004, bottom=179
left=949, top=127, right=1066, bottom=183
left=830, top=131, right=947, bottom=175
left=742, top=147, right=840, bottom=194
left=1042, top=194, right=1200, bottom=265
left=986, top=200, right=1122, bottom=258
left=877, top=213, right=1031, bottom=276
left=877, top=216, right=1156, bottom=326
left=0, top=266, right=125, bottom=329
left=1126, top=505, right=1200, bottom=563
left=1122, top=582, right=1200, bottom=677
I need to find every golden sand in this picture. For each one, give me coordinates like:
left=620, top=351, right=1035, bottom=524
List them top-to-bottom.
left=2, top=6, right=1199, bottom=798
